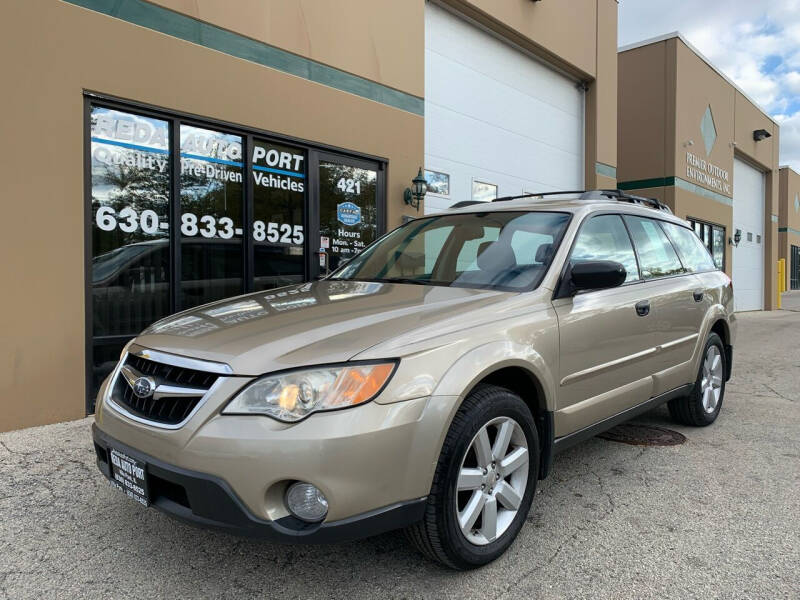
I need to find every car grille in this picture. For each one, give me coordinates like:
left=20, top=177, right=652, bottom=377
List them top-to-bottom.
left=111, top=354, right=219, bottom=426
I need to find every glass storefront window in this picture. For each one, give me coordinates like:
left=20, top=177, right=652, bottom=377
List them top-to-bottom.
left=86, top=99, right=386, bottom=409
left=90, top=107, right=171, bottom=390
left=179, top=125, right=244, bottom=308
left=252, top=139, right=306, bottom=290
left=319, top=160, right=378, bottom=272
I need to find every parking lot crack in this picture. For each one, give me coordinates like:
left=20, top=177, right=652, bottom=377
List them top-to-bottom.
left=763, top=384, right=794, bottom=402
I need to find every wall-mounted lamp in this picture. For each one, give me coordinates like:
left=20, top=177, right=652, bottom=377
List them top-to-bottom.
left=753, top=129, right=772, bottom=142
left=404, top=167, right=427, bottom=212
left=729, top=228, right=742, bottom=246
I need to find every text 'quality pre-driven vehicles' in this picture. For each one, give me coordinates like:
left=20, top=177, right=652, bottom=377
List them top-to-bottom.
left=93, top=189, right=735, bottom=569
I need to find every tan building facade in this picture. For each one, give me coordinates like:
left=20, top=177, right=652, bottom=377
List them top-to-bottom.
left=0, top=0, right=618, bottom=431
left=618, top=33, right=780, bottom=313
left=778, top=166, right=800, bottom=290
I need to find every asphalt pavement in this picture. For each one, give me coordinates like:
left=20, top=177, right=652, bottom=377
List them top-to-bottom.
left=1, top=310, right=798, bottom=599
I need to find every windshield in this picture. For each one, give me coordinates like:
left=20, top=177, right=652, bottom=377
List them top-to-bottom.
left=330, top=211, right=570, bottom=291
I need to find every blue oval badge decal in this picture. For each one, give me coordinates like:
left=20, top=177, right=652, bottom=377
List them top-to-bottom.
left=337, top=202, right=361, bottom=226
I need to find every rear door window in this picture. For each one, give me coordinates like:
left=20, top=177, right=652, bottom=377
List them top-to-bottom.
left=623, top=216, right=685, bottom=279
left=661, top=222, right=717, bottom=273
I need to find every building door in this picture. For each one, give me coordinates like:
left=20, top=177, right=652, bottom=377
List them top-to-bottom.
left=423, top=2, right=584, bottom=213
left=315, top=153, right=383, bottom=275
left=732, top=157, right=765, bottom=311
left=791, top=245, right=800, bottom=290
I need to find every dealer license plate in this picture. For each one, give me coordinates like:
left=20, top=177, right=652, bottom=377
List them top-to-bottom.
left=109, top=448, right=149, bottom=507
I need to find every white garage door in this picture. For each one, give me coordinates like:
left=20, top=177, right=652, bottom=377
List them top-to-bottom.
left=424, top=3, right=584, bottom=213
left=732, top=157, right=765, bottom=311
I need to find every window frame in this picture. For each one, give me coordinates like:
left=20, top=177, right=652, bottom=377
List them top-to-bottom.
left=84, top=93, right=387, bottom=413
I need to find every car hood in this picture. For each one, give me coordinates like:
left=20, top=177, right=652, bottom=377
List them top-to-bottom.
left=133, top=280, right=511, bottom=375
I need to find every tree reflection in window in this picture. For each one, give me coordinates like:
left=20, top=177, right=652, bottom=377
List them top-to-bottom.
left=571, top=215, right=640, bottom=282
left=623, top=216, right=685, bottom=279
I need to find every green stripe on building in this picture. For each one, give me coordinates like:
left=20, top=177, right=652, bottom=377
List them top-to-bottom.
left=64, top=0, right=425, bottom=116
left=595, top=162, right=617, bottom=178
left=618, top=175, right=732, bottom=206
left=779, top=226, right=800, bottom=235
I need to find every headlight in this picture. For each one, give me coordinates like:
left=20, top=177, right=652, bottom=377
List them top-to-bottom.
left=222, top=362, right=397, bottom=422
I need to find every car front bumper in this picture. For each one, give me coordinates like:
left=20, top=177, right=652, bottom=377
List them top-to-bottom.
left=93, top=373, right=460, bottom=541
left=92, top=424, right=427, bottom=543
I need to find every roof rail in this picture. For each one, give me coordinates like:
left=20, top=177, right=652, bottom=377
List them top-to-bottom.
left=490, top=188, right=671, bottom=213
left=580, top=189, right=672, bottom=213
left=493, top=190, right=586, bottom=202
left=449, top=200, right=486, bottom=208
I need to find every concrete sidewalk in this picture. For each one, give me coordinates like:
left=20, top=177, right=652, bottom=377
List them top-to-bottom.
left=781, top=290, right=800, bottom=311
left=1, top=311, right=798, bottom=599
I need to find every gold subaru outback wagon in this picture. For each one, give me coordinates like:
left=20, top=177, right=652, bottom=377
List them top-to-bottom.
left=93, top=190, right=735, bottom=569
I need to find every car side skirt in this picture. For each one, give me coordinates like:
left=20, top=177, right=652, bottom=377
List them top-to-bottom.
left=551, top=384, right=694, bottom=455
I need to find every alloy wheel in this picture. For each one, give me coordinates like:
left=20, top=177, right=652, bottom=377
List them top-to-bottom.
left=701, top=345, right=723, bottom=413
left=455, top=416, right=529, bottom=546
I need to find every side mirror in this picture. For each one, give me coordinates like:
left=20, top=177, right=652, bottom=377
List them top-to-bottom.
left=570, top=260, right=626, bottom=292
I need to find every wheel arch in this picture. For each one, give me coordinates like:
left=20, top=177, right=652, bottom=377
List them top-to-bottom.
left=695, top=310, right=733, bottom=381
left=433, top=347, right=557, bottom=481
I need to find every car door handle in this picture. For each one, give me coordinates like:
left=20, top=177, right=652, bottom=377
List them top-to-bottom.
left=693, top=289, right=704, bottom=302
left=635, top=300, right=650, bottom=316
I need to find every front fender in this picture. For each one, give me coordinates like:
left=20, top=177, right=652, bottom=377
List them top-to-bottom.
left=432, top=340, right=557, bottom=411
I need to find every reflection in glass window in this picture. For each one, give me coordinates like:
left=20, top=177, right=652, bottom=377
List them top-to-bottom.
left=90, top=107, right=172, bottom=394
left=179, top=125, right=244, bottom=308
left=252, top=139, right=306, bottom=291
left=319, top=161, right=378, bottom=270
left=424, top=170, right=450, bottom=195
left=472, top=180, right=497, bottom=202
left=571, top=215, right=640, bottom=282
left=624, top=216, right=684, bottom=279
left=688, top=218, right=725, bottom=270
left=662, top=222, right=717, bottom=273
left=712, top=226, right=725, bottom=268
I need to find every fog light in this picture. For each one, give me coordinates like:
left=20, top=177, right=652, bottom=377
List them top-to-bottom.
left=285, top=482, right=328, bottom=522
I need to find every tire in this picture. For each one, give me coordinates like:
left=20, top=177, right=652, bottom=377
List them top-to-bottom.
left=668, top=332, right=726, bottom=427
left=405, top=384, right=539, bottom=569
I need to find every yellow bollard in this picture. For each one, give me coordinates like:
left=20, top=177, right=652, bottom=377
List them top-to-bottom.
left=780, top=258, right=787, bottom=293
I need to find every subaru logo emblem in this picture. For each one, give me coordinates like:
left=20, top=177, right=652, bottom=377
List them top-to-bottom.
left=132, top=376, right=156, bottom=399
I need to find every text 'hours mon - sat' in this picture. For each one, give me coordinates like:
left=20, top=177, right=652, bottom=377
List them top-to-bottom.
left=95, top=206, right=304, bottom=245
